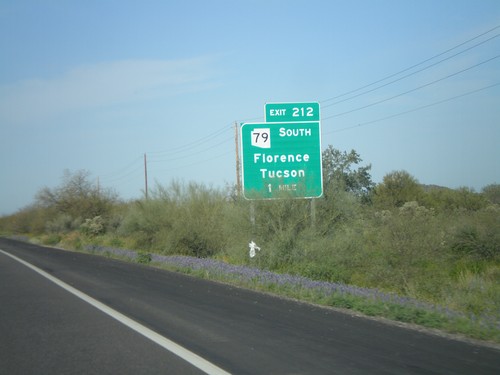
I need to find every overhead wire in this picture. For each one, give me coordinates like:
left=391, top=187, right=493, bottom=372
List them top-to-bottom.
left=321, top=24, right=500, bottom=104
left=321, top=32, right=500, bottom=109
left=322, top=54, right=500, bottom=120
left=322, top=82, right=500, bottom=135
left=97, top=123, right=234, bottom=185
left=147, top=123, right=232, bottom=156
left=148, top=136, right=233, bottom=163
left=149, top=150, right=233, bottom=175
left=97, top=155, right=143, bottom=185
left=98, top=155, right=143, bottom=178
left=99, top=162, right=144, bottom=185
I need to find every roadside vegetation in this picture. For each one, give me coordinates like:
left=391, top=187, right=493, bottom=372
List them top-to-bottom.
left=1, top=148, right=499, bottom=342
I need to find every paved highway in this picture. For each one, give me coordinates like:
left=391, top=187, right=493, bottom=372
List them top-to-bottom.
left=1, top=238, right=499, bottom=374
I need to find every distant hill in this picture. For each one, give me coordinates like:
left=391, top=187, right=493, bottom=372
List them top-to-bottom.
left=419, top=184, right=452, bottom=192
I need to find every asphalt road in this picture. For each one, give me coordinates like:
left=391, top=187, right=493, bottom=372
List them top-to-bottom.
left=1, top=237, right=499, bottom=374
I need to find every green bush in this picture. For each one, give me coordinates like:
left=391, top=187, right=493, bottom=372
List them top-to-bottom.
left=373, top=170, right=423, bottom=208
left=119, top=181, right=227, bottom=257
left=482, top=183, right=500, bottom=205
left=422, top=186, right=489, bottom=211
left=1, top=205, right=50, bottom=234
left=46, top=214, right=81, bottom=234
left=451, top=214, right=499, bottom=261
left=59, top=231, right=83, bottom=250
left=42, top=233, right=62, bottom=245
left=137, top=251, right=152, bottom=264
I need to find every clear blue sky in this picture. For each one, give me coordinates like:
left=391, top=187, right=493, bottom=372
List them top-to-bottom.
left=1, top=0, right=499, bottom=215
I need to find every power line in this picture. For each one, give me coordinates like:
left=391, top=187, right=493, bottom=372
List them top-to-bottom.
left=321, top=24, right=500, bottom=104
left=321, top=32, right=500, bottom=109
left=322, top=54, right=500, bottom=120
left=322, top=82, right=500, bottom=135
left=240, top=115, right=264, bottom=123
left=147, top=123, right=232, bottom=156
left=97, top=124, right=233, bottom=185
left=148, top=136, right=233, bottom=163
left=148, top=150, right=233, bottom=174
left=98, top=155, right=143, bottom=179
left=99, top=163, right=143, bottom=185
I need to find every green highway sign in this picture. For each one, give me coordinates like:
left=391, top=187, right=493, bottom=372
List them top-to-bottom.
left=265, top=102, right=320, bottom=122
left=240, top=121, right=323, bottom=199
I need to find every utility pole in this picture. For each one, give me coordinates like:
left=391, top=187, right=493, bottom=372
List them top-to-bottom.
left=234, top=121, right=241, bottom=197
left=144, top=153, right=148, bottom=199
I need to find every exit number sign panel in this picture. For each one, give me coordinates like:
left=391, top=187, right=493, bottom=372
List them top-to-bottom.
left=265, top=102, right=320, bottom=122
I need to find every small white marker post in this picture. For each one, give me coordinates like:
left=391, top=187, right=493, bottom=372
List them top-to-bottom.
left=248, top=241, right=260, bottom=258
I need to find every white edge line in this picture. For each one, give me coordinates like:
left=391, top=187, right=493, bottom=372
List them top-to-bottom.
left=0, top=249, right=232, bottom=375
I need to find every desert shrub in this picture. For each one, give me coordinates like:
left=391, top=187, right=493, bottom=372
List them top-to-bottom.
left=36, top=169, right=119, bottom=224
left=120, top=181, right=227, bottom=257
left=164, top=182, right=227, bottom=257
left=482, top=183, right=500, bottom=205
left=422, top=186, right=489, bottom=211
left=453, top=187, right=489, bottom=211
left=315, top=189, right=362, bottom=235
left=119, top=198, right=172, bottom=249
left=252, top=198, right=310, bottom=240
left=399, top=201, right=433, bottom=216
left=349, top=204, right=452, bottom=300
left=1, top=205, right=50, bottom=235
left=450, top=210, right=499, bottom=261
left=105, top=213, right=124, bottom=233
left=46, top=214, right=82, bottom=234
left=80, top=216, right=105, bottom=237
left=290, top=225, right=364, bottom=284
left=256, top=226, right=301, bottom=271
left=451, top=227, right=496, bottom=260
left=59, top=231, right=83, bottom=250
left=42, top=233, right=62, bottom=245
left=107, top=236, right=125, bottom=248
left=137, top=251, right=152, bottom=264
left=445, top=265, right=500, bottom=318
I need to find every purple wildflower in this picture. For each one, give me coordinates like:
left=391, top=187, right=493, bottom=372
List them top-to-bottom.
left=84, top=246, right=499, bottom=331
